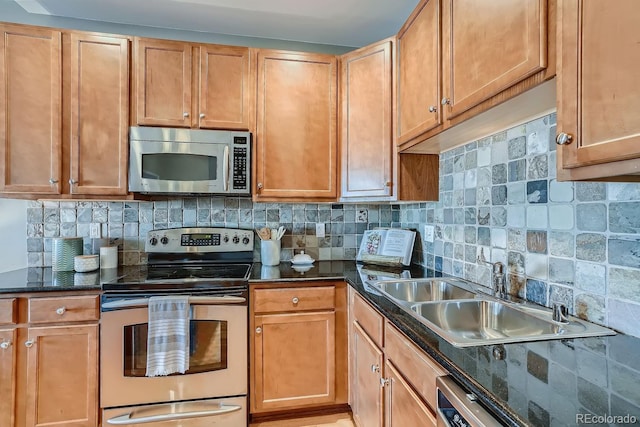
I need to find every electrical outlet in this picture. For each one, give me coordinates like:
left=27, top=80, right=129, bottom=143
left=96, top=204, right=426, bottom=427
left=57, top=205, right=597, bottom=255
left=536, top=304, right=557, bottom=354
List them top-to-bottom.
left=90, top=223, right=101, bottom=238
left=316, top=223, right=326, bottom=238
left=423, top=225, right=435, bottom=243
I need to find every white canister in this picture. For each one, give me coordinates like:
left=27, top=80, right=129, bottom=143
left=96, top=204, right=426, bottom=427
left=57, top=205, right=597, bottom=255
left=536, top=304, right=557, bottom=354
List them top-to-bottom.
left=260, top=240, right=281, bottom=266
left=100, top=246, right=118, bottom=269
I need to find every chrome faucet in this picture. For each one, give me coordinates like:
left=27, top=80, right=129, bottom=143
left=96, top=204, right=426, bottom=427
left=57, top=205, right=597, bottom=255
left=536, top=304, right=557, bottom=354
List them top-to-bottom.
left=477, top=248, right=507, bottom=299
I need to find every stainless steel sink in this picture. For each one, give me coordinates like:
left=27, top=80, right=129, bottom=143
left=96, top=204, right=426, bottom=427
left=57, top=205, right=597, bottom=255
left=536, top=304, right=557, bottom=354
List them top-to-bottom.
left=372, top=279, right=476, bottom=304
left=409, top=299, right=615, bottom=347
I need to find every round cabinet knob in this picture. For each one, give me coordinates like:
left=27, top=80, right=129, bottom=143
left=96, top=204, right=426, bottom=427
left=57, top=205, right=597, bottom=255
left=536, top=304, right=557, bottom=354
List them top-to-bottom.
left=441, top=97, right=451, bottom=106
left=428, top=105, right=437, bottom=113
left=183, top=112, right=190, bottom=118
left=199, top=113, right=205, bottom=119
left=556, top=132, right=573, bottom=145
left=49, top=178, right=58, bottom=185
left=69, top=179, right=77, bottom=185
left=385, top=181, right=392, bottom=187
left=257, top=183, right=263, bottom=190
left=160, top=236, right=169, bottom=245
left=242, top=236, right=250, bottom=245
left=149, top=237, right=158, bottom=246
left=292, top=297, right=299, bottom=304
left=55, top=307, right=66, bottom=315
left=255, top=327, right=262, bottom=334
left=25, top=340, right=34, bottom=348
left=0, top=341, right=11, bottom=350
left=380, top=378, right=390, bottom=387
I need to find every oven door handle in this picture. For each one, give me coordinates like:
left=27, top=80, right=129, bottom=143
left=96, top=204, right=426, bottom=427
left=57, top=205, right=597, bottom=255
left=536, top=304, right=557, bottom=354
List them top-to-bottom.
left=102, top=295, right=246, bottom=310
left=106, top=402, right=242, bottom=425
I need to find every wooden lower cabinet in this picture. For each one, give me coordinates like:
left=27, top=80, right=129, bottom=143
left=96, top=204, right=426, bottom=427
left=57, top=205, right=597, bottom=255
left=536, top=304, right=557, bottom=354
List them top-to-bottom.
left=250, top=281, right=347, bottom=417
left=349, top=289, right=446, bottom=427
left=0, top=294, right=99, bottom=427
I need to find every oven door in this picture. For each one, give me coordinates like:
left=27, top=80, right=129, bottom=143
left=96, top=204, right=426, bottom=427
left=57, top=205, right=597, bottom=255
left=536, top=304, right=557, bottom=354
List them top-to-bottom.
left=129, top=139, right=229, bottom=194
left=101, top=302, right=247, bottom=409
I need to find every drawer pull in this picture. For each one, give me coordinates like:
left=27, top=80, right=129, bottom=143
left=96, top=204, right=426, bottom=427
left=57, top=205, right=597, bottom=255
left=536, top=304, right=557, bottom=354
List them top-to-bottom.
left=292, top=297, right=299, bottom=304
left=56, top=307, right=66, bottom=315
left=25, top=340, right=34, bottom=348
left=0, top=341, right=11, bottom=350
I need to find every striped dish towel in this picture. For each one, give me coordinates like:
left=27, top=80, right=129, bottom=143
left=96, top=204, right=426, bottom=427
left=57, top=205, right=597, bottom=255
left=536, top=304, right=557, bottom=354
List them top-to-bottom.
left=146, top=295, right=190, bottom=377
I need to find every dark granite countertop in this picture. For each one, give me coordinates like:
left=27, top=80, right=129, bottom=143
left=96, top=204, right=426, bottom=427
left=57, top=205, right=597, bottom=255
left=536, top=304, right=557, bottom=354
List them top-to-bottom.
left=251, top=261, right=640, bottom=427
left=0, top=267, right=106, bottom=293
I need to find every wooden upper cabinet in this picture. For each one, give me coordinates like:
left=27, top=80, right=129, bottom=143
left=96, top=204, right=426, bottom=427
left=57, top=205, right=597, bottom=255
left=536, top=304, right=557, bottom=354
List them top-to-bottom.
left=397, top=0, right=441, bottom=145
left=442, top=0, right=547, bottom=118
left=557, top=0, right=640, bottom=180
left=0, top=24, right=62, bottom=194
left=69, top=33, right=129, bottom=195
left=134, top=38, right=192, bottom=127
left=340, top=39, right=393, bottom=200
left=199, top=45, right=251, bottom=130
left=255, top=50, right=338, bottom=201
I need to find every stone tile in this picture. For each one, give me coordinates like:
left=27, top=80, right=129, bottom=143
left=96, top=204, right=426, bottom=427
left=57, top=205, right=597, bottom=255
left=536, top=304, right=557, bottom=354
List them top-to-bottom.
left=527, top=128, right=549, bottom=155
left=508, top=136, right=527, bottom=159
left=492, top=138, right=508, bottom=164
left=477, top=145, right=492, bottom=166
left=465, top=151, right=477, bottom=170
left=527, top=154, right=548, bottom=180
left=508, top=159, right=526, bottom=182
left=492, top=164, right=508, bottom=184
left=464, top=169, right=477, bottom=187
left=527, top=179, right=548, bottom=203
left=549, top=179, right=574, bottom=202
left=507, top=182, right=525, bottom=204
left=575, top=182, right=607, bottom=201
left=608, top=182, right=640, bottom=201
left=492, top=185, right=507, bottom=205
left=465, top=188, right=476, bottom=206
left=609, top=202, right=640, bottom=233
left=576, top=203, right=607, bottom=232
left=507, top=205, right=526, bottom=228
left=526, top=205, right=548, bottom=229
left=548, top=205, right=574, bottom=230
left=477, top=207, right=490, bottom=225
left=491, top=207, right=507, bottom=226
left=491, top=228, right=507, bottom=248
left=507, top=228, right=526, bottom=251
left=527, top=230, right=547, bottom=254
left=548, top=231, right=574, bottom=257
left=575, top=233, right=606, bottom=262
left=608, top=237, right=640, bottom=267
left=508, top=251, right=525, bottom=275
left=526, top=253, right=548, bottom=280
left=548, top=257, right=574, bottom=285
left=575, top=262, right=606, bottom=295
left=609, top=267, right=640, bottom=302
left=526, top=278, right=548, bottom=305
left=549, top=284, right=573, bottom=311
left=575, top=293, right=605, bottom=324
left=608, top=299, right=640, bottom=337
left=527, top=351, right=549, bottom=383
left=610, top=363, right=640, bottom=409
left=577, top=377, right=608, bottom=415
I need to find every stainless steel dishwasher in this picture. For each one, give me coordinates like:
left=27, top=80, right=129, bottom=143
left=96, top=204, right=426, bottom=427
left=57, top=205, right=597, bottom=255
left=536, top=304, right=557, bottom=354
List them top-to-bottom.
left=436, top=376, right=503, bottom=427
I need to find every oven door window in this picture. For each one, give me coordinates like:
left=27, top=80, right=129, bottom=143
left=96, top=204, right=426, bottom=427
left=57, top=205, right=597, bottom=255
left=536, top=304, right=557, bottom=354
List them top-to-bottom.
left=142, top=153, right=218, bottom=181
left=123, top=320, right=228, bottom=376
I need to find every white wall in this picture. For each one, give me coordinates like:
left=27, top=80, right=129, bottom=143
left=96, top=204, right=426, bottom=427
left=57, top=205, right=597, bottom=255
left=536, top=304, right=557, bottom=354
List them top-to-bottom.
left=0, top=199, right=27, bottom=272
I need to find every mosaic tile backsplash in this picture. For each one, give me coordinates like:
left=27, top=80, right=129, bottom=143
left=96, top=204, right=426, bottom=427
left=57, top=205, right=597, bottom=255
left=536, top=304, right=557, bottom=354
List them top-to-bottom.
left=24, top=113, right=640, bottom=338
left=401, top=113, right=640, bottom=338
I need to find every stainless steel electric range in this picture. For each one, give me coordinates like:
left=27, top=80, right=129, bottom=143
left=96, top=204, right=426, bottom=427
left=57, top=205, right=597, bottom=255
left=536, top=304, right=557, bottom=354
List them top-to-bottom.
left=100, top=227, right=253, bottom=427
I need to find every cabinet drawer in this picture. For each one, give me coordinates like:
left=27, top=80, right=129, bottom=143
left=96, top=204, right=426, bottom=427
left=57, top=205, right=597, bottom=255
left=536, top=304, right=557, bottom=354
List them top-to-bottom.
left=253, top=286, right=335, bottom=313
left=352, top=292, right=383, bottom=348
left=28, top=295, right=99, bottom=323
left=0, top=299, right=16, bottom=325
left=384, top=321, right=446, bottom=411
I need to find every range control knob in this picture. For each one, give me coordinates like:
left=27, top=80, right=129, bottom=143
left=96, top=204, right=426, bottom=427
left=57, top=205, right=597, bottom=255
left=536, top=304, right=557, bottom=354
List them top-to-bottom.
left=223, top=235, right=229, bottom=243
left=232, top=235, right=240, bottom=244
left=160, top=236, right=169, bottom=245
left=242, top=236, right=250, bottom=245
left=149, top=237, right=158, bottom=246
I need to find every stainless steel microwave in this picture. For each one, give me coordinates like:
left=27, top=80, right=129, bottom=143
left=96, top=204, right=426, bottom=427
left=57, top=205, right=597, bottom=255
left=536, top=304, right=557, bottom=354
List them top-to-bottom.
left=128, top=126, right=251, bottom=195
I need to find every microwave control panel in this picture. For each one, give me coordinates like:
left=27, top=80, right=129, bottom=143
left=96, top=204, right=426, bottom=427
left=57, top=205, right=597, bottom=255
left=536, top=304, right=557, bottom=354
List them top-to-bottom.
left=232, top=136, right=249, bottom=191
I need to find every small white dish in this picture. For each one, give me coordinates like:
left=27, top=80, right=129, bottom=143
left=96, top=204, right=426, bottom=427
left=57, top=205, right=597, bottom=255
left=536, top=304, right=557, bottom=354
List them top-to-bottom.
left=291, top=251, right=314, bottom=265
left=74, top=255, right=99, bottom=272
left=292, top=264, right=313, bottom=274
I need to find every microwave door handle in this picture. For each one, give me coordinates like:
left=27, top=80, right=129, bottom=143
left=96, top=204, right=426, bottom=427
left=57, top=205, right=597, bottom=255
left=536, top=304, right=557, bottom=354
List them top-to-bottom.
left=223, top=145, right=230, bottom=192
left=101, top=295, right=247, bottom=310
left=106, top=403, right=242, bottom=425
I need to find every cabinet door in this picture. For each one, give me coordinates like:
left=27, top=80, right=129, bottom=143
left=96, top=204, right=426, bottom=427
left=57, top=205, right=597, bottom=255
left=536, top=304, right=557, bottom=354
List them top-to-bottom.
left=397, top=0, right=441, bottom=146
left=442, top=0, right=547, bottom=118
left=557, top=0, right=640, bottom=175
left=0, top=24, right=62, bottom=194
left=69, top=34, right=129, bottom=195
left=134, top=38, right=192, bottom=127
left=340, top=40, right=393, bottom=200
left=199, top=45, right=251, bottom=130
left=255, top=50, right=337, bottom=200
left=253, top=311, right=335, bottom=411
left=351, top=322, right=384, bottom=427
left=24, top=324, right=98, bottom=427
left=0, top=328, right=16, bottom=427
left=385, top=361, right=437, bottom=427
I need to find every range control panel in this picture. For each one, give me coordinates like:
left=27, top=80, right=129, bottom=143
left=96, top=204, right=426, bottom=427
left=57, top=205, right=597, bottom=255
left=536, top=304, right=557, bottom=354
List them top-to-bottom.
left=146, top=227, right=254, bottom=253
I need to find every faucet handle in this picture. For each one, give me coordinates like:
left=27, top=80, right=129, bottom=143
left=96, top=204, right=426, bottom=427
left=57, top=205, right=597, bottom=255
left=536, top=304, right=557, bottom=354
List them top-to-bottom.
left=552, top=303, right=569, bottom=324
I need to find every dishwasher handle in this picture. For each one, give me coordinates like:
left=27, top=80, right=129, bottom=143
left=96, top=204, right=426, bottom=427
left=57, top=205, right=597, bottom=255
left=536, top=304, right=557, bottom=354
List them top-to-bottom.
left=436, top=376, right=501, bottom=427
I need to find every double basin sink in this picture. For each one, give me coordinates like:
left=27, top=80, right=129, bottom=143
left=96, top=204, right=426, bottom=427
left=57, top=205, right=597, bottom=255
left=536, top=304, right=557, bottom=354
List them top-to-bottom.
left=370, top=278, right=615, bottom=347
